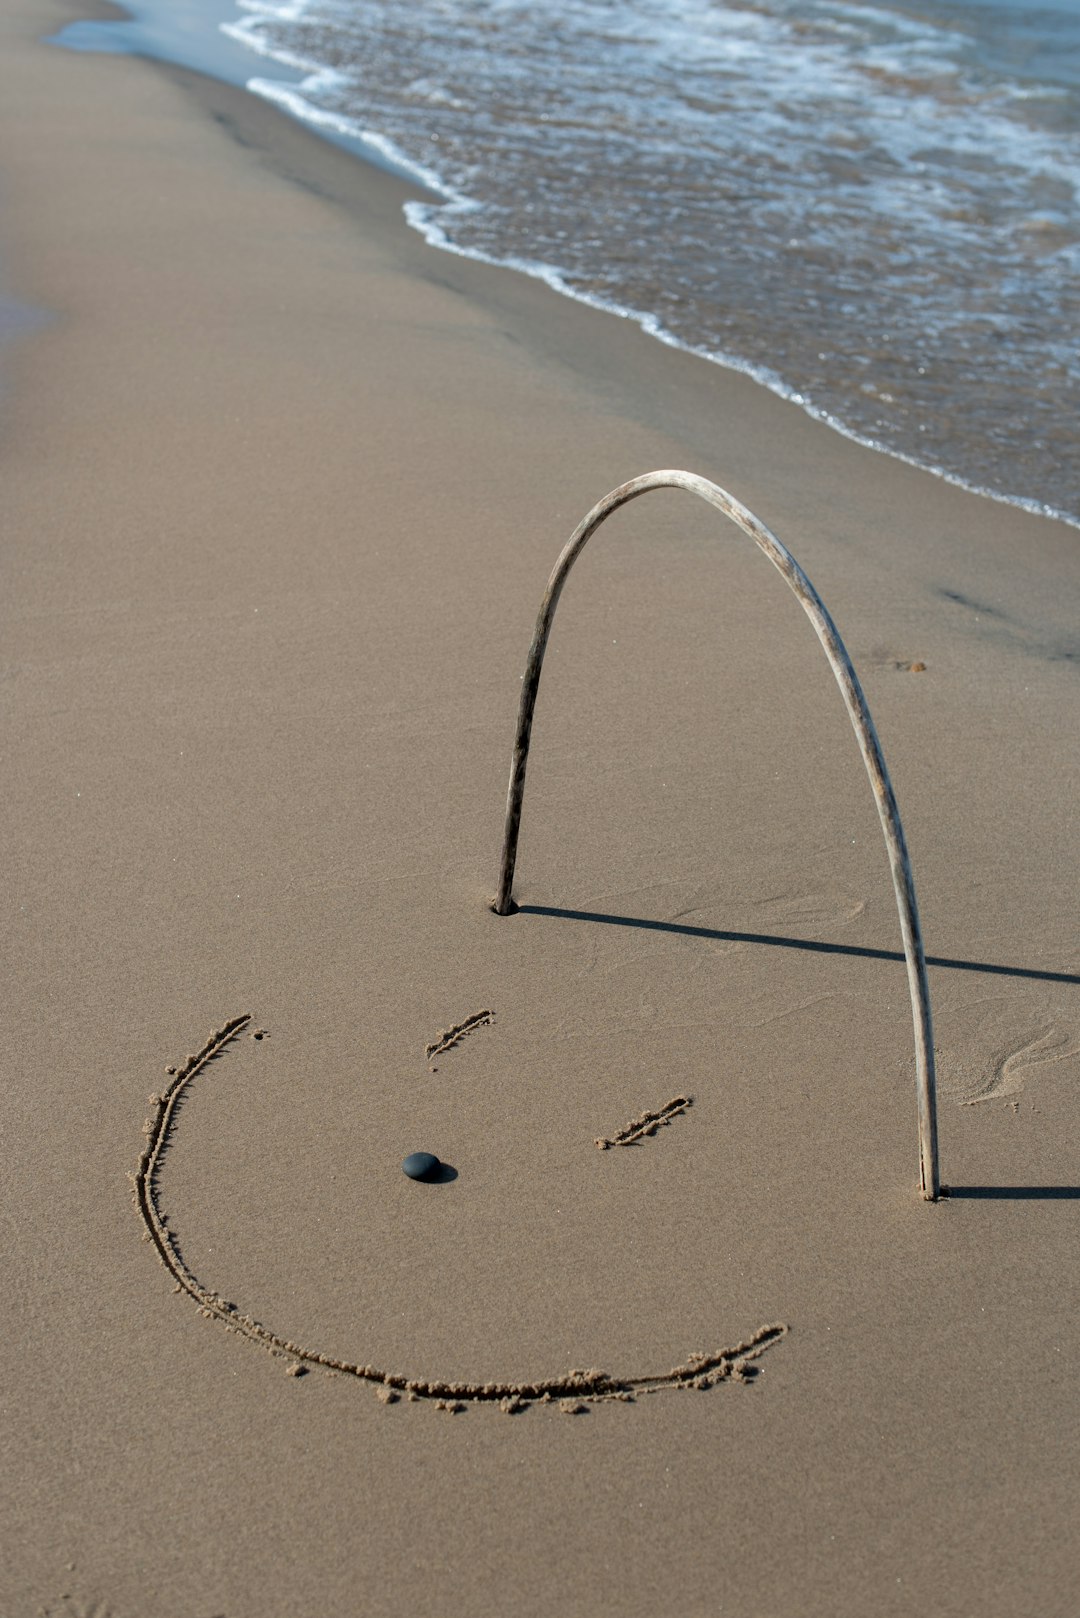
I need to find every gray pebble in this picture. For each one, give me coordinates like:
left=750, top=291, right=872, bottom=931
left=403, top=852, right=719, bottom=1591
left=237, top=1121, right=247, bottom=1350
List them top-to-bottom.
left=402, top=1151, right=440, bottom=1181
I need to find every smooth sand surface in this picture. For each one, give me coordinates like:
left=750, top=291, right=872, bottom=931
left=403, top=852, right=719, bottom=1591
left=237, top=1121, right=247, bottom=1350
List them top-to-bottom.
left=3, top=3, right=1079, bottom=1614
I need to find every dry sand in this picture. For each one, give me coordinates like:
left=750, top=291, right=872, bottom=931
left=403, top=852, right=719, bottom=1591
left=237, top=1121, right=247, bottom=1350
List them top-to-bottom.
left=2, top=2, right=1078, bottom=1614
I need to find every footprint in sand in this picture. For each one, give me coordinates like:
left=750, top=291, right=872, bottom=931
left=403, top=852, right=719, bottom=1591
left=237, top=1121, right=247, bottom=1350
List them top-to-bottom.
left=935, top=996, right=1080, bottom=1105
left=132, top=1015, right=786, bottom=1413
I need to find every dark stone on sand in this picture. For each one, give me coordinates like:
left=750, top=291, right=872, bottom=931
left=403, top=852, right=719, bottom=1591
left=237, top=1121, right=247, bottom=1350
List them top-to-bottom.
left=402, top=1151, right=440, bottom=1181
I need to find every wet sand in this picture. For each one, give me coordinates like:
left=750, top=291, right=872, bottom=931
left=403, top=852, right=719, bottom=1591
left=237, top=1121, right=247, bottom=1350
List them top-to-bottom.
left=3, top=3, right=1079, bottom=1614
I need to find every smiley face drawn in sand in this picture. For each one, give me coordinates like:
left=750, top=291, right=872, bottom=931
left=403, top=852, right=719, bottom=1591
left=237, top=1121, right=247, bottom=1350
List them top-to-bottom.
left=132, top=1013, right=787, bottom=1412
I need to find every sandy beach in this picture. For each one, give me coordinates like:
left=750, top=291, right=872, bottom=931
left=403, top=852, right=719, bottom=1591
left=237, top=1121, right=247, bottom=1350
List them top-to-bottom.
left=2, top=2, right=1078, bottom=1613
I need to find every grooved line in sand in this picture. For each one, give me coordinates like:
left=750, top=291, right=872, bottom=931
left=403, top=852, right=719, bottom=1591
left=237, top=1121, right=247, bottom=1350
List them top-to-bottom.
left=425, top=1008, right=494, bottom=1061
left=133, top=1015, right=787, bottom=1410
left=964, top=1022, right=1080, bottom=1104
left=597, top=1095, right=692, bottom=1149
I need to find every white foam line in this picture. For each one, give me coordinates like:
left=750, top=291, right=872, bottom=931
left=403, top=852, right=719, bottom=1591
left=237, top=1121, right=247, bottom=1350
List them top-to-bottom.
left=225, top=20, right=1079, bottom=532
left=245, top=78, right=453, bottom=193
left=405, top=192, right=1080, bottom=529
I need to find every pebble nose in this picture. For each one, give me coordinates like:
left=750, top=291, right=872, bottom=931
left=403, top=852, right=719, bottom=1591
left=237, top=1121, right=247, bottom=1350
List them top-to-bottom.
left=402, top=1151, right=441, bottom=1181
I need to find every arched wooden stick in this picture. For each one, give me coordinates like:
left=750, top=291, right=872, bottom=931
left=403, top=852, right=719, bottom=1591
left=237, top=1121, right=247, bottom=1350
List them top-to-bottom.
left=493, top=470, right=939, bottom=1201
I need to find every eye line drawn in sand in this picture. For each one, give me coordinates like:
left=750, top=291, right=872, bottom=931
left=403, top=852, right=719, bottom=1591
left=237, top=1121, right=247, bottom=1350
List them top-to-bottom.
left=425, top=1008, right=494, bottom=1066
left=132, top=1015, right=787, bottom=1410
left=596, top=1095, right=692, bottom=1149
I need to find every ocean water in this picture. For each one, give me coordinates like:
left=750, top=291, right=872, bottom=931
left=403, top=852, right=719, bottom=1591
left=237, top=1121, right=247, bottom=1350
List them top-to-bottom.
left=65, top=0, right=1080, bottom=523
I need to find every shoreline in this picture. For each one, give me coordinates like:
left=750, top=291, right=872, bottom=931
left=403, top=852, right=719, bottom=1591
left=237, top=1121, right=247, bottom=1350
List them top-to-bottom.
left=48, top=0, right=1080, bottom=531
left=3, top=3, right=1079, bottom=1616
left=70, top=47, right=1080, bottom=582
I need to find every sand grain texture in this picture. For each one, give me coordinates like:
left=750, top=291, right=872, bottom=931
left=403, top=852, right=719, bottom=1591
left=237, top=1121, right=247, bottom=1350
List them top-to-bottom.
left=2, top=3, right=1078, bottom=1615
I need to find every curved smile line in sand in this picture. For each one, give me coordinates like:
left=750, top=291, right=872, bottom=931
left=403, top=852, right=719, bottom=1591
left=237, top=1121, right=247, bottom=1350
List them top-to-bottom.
left=132, top=1014, right=789, bottom=1412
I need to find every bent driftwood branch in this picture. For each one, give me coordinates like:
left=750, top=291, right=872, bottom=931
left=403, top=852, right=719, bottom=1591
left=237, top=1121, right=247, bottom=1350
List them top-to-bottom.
left=492, top=470, right=939, bottom=1201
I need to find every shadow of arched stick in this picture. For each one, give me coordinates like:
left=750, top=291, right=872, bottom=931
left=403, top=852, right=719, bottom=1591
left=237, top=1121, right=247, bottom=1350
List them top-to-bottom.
left=492, top=470, right=939, bottom=1201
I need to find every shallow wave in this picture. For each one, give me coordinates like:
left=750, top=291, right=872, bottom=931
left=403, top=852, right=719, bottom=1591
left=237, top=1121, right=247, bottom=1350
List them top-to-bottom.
left=224, top=0, right=1080, bottom=526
